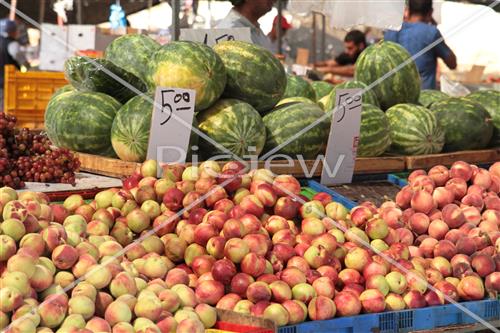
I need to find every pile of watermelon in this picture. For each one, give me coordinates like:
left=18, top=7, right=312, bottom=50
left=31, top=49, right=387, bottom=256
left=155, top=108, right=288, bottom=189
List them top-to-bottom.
left=45, top=35, right=500, bottom=162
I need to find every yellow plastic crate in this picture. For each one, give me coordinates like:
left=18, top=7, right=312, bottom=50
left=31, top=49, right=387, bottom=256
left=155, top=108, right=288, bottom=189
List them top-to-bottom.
left=4, top=65, right=67, bottom=129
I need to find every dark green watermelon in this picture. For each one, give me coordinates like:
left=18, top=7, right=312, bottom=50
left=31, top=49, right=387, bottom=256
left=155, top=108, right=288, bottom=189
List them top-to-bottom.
left=105, top=34, right=160, bottom=85
left=148, top=41, right=226, bottom=111
left=213, top=41, right=287, bottom=113
left=355, top=41, right=421, bottom=110
left=64, top=56, right=147, bottom=104
left=283, top=75, right=316, bottom=101
left=320, top=80, right=379, bottom=111
left=311, top=81, right=335, bottom=101
left=53, top=85, right=74, bottom=98
left=419, top=89, right=450, bottom=108
left=464, top=90, right=500, bottom=147
left=45, top=91, right=122, bottom=155
left=276, top=97, right=318, bottom=107
left=430, top=97, right=493, bottom=151
left=197, top=99, right=266, bottom=158
left=262, top=102, right=330, bottom=159
left=386, top=103, right=444, bottom=155
left=358, top=104, right=391, bottom=157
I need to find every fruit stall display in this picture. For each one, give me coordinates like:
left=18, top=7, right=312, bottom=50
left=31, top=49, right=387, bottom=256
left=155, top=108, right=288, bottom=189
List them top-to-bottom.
left=44, top=35, right=500, bottom=165
left=0, top=158, right=499, bottom=333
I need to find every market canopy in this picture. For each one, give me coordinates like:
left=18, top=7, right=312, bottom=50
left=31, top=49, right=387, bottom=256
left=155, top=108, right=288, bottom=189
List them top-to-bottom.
left=0, top=0, right=163, bottom=26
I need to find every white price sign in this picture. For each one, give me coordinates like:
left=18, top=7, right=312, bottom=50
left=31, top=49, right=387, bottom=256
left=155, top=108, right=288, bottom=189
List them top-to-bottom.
left=180, top=28, right=252, bottom=47
left=146, top=88, right=196, bottom=166
left=320, top=88, right=362, bottom=185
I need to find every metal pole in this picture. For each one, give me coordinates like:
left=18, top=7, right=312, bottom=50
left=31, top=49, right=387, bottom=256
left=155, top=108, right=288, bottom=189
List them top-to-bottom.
left=39, top=0, right=46, bottom=24
left=76, top=0, right=83, bottom=24
left=172, top=0, right=181, bottom=41
left=277, top=0, right=283, bottom=55
left=312, top=12, right=317, bottom=66
left=321, top=13, right=326, bottom=61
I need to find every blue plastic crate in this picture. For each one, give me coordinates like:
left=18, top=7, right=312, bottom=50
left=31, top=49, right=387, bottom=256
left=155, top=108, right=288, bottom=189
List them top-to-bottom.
left=387, top=173, right=408, bottom=187
left=306, top=180, right=356, bottom=209
left=278, top=299, right=499, bottom=333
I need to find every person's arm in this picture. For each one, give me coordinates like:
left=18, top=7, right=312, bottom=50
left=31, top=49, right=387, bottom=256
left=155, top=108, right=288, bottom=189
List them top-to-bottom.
left=434, top=29, right=457, bottom=70
left=7, top=41, right=28, bottom=67
left=327, top=65, right=355, bottom=77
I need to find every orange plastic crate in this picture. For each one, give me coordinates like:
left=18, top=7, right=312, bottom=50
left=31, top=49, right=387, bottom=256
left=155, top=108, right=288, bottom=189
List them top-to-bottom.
left=4, top=65, right=67, bottom=129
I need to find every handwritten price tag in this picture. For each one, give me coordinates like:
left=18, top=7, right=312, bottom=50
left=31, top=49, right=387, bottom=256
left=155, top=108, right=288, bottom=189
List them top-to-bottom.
left=180, top=28, right=252, bottom=47
left=146, top=87, right=196, bottom=166
left=320, top=88, right=363, bottom=185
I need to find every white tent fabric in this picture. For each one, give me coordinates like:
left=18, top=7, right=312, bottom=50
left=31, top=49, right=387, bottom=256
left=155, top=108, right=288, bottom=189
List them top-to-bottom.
left=288, top=0, right=404, bottom=30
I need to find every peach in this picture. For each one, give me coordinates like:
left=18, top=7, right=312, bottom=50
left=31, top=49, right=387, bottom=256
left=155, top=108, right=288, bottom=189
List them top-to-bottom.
left=450, top=161, right=473, bottom=181
left=428, top=165, right=449, bottom=186
left=273, top=175, right=301, bottom=197
left=411, top=175, right=435, bottom=193
left=445, top=177, right=468, bottom=200
left=395, top=186, right=414, bottom=209
left=410, top=190, right=435, bottom=214
left=274, top=196, right=299, bottom=220
left=442, top=204, right=465, bottom=229
left=408, top=213, right=429, bottom=235
left=366, top=218, right=389, bottom=240
left=427, top=219, right=448, bottom=240
left=0, top=234, right=17, bottom=261
left=206, top=236, right=226, bottom=259
left=455, top=237, right=477, bottom=256
left=224, top=238, right=249, bottom=264
left=434, top=240, right=457, bottom=260
left=184, top=243, right=207, bottom=266
left=304, top=244, right=331, bottom=269
left=344, top=247, right=371, bottom=272
left=471, top=254, right=495, bottom=277
left=191, top=255, right=216, bottom=277
left=430, top=256, right=452, bottom=277
left=211, top=259, right=237, bottom=285
left=280, top=267, right=307, bottom=288
left=230, top=273, right=255, bottom=297
left=457, top=275, right=484, bottom=300
left=195, top=280, right=225, bottom=305
left=434, top=280, right=459, bottom=303
left=246, top=281, right=272, bottom=303
left=359, top=289, right=385, bottom=313
left=404, top=290, right=426, bottom=309
left=333, top=291, right=361, bottom=317
left=214, top=293, right=240, bottom=311
left=384, top=293, right=405, bottom=311
left=308, top=296, right=336, bottom=320
left=282, top=300, right=307, bottom=325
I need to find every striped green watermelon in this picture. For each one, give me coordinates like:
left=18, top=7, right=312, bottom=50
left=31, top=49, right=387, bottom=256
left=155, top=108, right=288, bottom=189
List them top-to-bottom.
left=105, top=34, right=160, bottom=85
left=148, top=41, right=226, bottom=111
left=213, top=41, right=286, bottom=113
left=355, top=41, right=421, bottom=110
left=64, top=56, right=147, bottom=104
left=283, top=75, right=316, bottom=101
left=320, top=80, right=379, bottom=111
left=311, top=81, right=334, bottom=101
left=53, top=85, right=74, bottom=98
left=419, top=89, right=449, bottom=108
left=464, top=90, right=500, bottom=147
left=45, top=91, right=121, bottom=155
left=111, top=94, right=154, bottom=162
left=276, top=97, right=317, bottom=107
left=430, top=98, right=493, bottom=151
left=197, top=99, right=266, bottom=158
left=262, top=102, right=329, bottom=159
left=358, top=104, right=391, bottom=157
left=386, top=104, right=444, bottom=155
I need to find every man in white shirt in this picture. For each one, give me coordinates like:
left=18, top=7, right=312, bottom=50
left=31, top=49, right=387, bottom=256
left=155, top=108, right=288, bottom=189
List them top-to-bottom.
left=216, top=0, right=275, bottom=52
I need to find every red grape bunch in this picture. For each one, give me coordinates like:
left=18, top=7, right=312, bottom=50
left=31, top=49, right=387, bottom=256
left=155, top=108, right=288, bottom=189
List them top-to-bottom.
left=0, top=113, right=80, bottom=189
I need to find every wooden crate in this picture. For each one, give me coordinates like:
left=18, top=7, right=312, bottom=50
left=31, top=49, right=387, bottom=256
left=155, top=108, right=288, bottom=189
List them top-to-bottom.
left=4, top=65, right=67, bottom=129
left=405, top=149, right=500, bottom=170
left=75, top=153, right=406, bottom=178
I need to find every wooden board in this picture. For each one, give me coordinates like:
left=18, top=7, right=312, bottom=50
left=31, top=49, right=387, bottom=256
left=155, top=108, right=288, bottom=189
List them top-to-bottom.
left=405, top=149, right=500, bottom=170
left=76, top=153, right=406, bottom=178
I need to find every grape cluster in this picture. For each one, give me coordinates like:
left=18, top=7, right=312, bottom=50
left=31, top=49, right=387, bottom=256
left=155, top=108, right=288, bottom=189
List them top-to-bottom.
left=0, top=113, right=80, bottom=189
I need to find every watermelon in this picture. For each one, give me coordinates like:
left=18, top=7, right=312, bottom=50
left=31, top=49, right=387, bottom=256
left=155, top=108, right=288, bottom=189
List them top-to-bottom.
left=105, top=34, right=160, bottom=85
left=148, top=41, right=226, bottom=111
left=213, top=41, right=286, bottom=113
left=355, top=41, right=421, bottom=110
left=64, top=56, right=147, bottom=104
left=283, top=75, right=316, bottom=101
left=320, top=80, right=379, bottom=111
left=311, top=81, right=335, bottom=101
left=53, top=85, right=74, bottom=98
left=419, top=89, right=449, bottom=108
left=464, top=90, right=500, bottom=147
left=45, top=91, right=121, bottom=155
left=111, top=94, right=154, bottom=162
left=276, top=97, right=317, bottom=107
left=430, top=98, right=493, bottom=151
left=197, top=99, right=266, bottom=158
left=262, top=102, right=329, bottom=159
left=358, top=104, right=391, bottom=157
left=386, top=104, right=444, bottom=155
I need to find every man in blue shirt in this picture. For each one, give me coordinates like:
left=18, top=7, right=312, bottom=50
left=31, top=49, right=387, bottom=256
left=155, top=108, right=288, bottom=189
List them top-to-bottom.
left=384, top=0, right=457, bottom=89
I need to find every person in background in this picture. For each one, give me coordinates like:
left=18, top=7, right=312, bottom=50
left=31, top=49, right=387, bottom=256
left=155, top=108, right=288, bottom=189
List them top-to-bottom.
left=216, top=0, right=275, bottom=51
left=384, top=0, right=457, bottom=89
left=268, top=14, right=292, bottom=55
left=0, top=20, right=28, bottom=111
left=315, top=30, right=367, bottom=77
